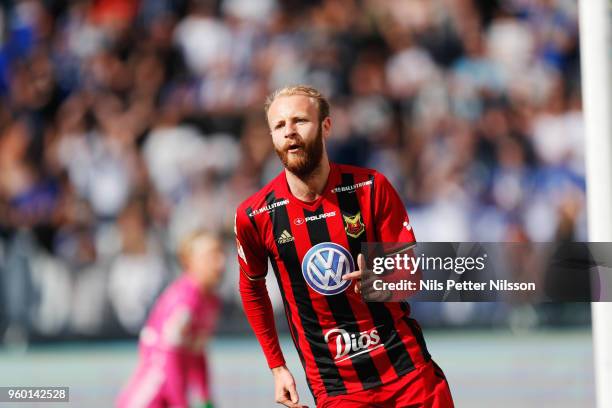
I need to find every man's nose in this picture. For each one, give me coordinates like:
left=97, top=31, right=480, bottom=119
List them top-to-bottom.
left=284, top=121, right=298, bottom=137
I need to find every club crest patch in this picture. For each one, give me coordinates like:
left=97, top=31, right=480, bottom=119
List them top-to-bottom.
left=343, top=212, right=365, bottom=238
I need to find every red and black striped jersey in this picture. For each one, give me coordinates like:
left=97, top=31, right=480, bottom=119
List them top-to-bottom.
left=235, top=162, right=430, bottom=401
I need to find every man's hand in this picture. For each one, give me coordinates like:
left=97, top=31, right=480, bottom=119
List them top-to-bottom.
left=342, top=253, right=366, bottom=294
left=342, top=253, right=393, bottom=301
left=272, top=365, right=307, bottom=407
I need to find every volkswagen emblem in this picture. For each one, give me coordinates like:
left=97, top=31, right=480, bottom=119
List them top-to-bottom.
left=301, top=242, right=354, bottom=295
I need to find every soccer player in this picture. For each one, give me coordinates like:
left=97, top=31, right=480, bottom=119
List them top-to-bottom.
left=235, top=85, right=454, bottom=407
left=117, top=230, right=225, bottom=408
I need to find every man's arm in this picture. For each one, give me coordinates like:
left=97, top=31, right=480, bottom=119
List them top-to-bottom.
left=235, top=210, right=306, bottom=407
left=238, top=272, right=285, bottom=368
left=239, top=276, right=305, bottom=407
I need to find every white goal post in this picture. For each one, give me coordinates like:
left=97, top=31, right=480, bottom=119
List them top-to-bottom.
left=579, top=0, right=612, bottom=407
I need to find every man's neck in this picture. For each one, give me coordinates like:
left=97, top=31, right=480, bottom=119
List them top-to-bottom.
left=285, top=160, right=331, bottom=203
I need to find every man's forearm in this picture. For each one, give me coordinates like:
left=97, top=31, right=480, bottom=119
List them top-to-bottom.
left=239, top=274, right=286, bottom=368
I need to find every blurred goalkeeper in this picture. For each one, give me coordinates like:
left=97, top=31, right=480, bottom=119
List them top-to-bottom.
left=117, top=231, right=225, bottom=408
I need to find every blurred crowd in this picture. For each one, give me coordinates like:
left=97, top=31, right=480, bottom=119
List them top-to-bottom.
left=0, top=0, right=586, bottom=341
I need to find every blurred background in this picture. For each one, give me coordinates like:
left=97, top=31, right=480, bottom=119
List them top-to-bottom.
left=0, top=0, right=593, bottom=406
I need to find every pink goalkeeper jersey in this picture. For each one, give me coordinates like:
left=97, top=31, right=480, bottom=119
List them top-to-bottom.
left=117, top=275, right=220, bottom=408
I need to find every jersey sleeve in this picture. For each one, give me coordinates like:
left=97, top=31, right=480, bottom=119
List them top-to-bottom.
left=373, top=172, right=416, bottom=249
left=372, top=173, right=420, bottom=298
left=234, top=209, right=286, bottom=369
left=235, top=210, right=268, bottom=280
left=161, top=307, right=192, bottom=349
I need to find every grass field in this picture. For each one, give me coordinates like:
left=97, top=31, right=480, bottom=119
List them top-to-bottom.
left=0, top=328, right=594, bottom=407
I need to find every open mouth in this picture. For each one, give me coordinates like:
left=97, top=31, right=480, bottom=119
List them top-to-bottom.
left=287, top=142, right=304, bottom=153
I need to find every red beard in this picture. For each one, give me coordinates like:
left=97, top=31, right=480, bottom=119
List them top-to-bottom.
left=275, top=122, right=324, bottom=178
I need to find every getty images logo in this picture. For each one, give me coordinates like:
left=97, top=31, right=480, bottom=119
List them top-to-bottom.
left=324, top=327, right=383, bottom=362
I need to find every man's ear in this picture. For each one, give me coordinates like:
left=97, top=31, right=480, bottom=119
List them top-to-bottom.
left=322, top=116, right=332, bottom=138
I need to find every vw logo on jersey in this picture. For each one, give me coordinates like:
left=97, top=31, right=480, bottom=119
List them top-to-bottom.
left=301, top=242, right=355, bottom=295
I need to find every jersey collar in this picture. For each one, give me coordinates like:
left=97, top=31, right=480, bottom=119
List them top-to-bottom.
left=280, top=162, right=340, bottom=211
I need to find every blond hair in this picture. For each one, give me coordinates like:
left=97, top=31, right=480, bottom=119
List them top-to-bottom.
left=264, top=85, right=330, bottom=121
left=178, top=229, right=218, bottom=269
